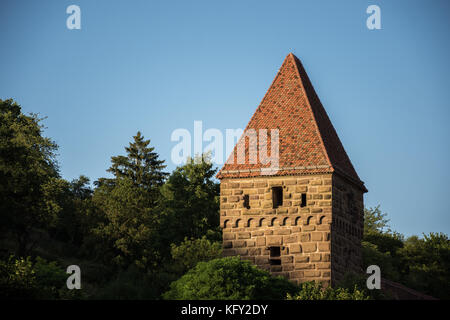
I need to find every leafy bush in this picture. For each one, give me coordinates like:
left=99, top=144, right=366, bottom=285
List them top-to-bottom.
left=399, top=233, right=450, bottom=299
left=170, top=236, right=222, bottom=273
left=0, top=255, right=83, bottom=300
left=0, top=256, right=37, bottom=299
left=33, top=257, right=67, bottom=298
left=163, top=257, right=297, bottom=300
left=287, top=281, right=370, bottom=300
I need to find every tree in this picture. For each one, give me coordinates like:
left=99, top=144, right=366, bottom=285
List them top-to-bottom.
left=0, top=99, right=59, bottom=256
left=100, top=131, right=167, bottom=205
left=93, top=132, right=168, bottom=270
left=159, top=155, right=220, bottom=253
left=46, top=176, right=101, bottom=256
left=364, top=205, right=391, bottom=235
left=399, top=232, right=450, bottom=299
left=170, top=236, right=222, bottom=274
left=163, top=257, right=298, bottom=300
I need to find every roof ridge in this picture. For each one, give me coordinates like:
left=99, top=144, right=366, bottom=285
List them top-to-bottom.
left=288, top=53, right=334, bottom=171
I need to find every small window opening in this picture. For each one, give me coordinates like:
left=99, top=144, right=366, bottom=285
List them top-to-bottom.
left=272, top=187, right=283, bottom=209
left=300, top=193, right=307, bottom=207
left=243, top=194, right=250, bottom=209
left=269, top=246, right=281, bottom=265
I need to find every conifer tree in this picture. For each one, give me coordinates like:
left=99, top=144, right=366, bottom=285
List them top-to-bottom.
left=107, top=131, right=167, bottom=189
left=93, top=132, right=168, bottom=269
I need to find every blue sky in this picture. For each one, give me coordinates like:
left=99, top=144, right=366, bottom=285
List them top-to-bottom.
left=1, top=0, right=449, bottom=237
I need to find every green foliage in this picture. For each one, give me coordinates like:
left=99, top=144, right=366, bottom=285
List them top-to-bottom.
left=0, top=99, right=59, bottom=256
left=98, top=131, right=168, bottom=203
left=92, top=132, right=168, bottom=270
left=159, top=155, right=220, bottom=253
left=93, top=178, right=161, bottom=269
left=362, top=205, right=450, bottom=299
left=364, top=205, right=391, bottom=235
left=398, top=233, right=450, bottom=299
left=170, top=236, right=222, bottom=274
left=362, top=241, right=400, bottom=281
left=0, top=255, right=74, bottom=300
left=0, top=256, right=37, bottom=299
left=33, top=257, right=67, bottom=299
left=163, top=257, right=297, bottom=300
left=94, top=266, right=158, bottom=300
left=337, top=272, right=388, bottom=300
left=287, top=281, right=370, bottom=300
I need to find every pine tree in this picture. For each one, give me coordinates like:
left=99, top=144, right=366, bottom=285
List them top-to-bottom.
left=108, top=131, right=167, bottom=188
left=92, top=132, right=168, bottom=269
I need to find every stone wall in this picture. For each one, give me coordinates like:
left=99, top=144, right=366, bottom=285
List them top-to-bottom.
left=220, top=173, right=365, bottom=286
left=330, top=173, right=365, bottom=284
left=220, top=174, right=333, bottom=286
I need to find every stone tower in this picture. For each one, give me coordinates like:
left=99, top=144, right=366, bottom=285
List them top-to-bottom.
left=216, top=53, right=367, bottom=286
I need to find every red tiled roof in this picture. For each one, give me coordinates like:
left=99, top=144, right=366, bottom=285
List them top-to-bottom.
left=217, top=53, right=366, bottom=191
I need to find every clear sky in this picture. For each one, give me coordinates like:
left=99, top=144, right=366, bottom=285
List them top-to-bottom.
left=1, top=0, right=449, bottom=237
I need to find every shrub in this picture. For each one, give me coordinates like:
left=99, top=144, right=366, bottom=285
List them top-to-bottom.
left=399, top=233, right=450, bottom=299
left=170, top=236, right=222, bottom=273
left=0, top=255, right=80, bottom=300
left=0, top=256, right=37, bottom=299
left=33, top=257, right=67, bottom=298
left=163, top=257, right=297, bottom=300
left=287, top=281, right=370, bottom=300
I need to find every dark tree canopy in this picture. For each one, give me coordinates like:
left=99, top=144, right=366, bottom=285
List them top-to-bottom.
left=0, top=99, right=59, bottom=255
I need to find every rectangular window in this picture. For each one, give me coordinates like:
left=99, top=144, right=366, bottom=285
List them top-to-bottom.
left=272, top=187, right=283, bottom=209
left=301, top=193, right=307, bottom=207
left=243, top=194, right=250, bottom=209
left=269, top=246, right=281, bottom=265
left=269, top=246, right=281, bottom=257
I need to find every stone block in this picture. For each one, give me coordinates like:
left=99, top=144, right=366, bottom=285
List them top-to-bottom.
left=229, top=196, right=240, bottom=202
left=274, top=228, right=291, bottom=235
left=223, top=232, right=235, bottom=240
left=237, top=232, right=251, bottom=239
left=311, top=232, right=322, bottom=241
left=300, top=233, right=311, bottom=242
left=267, top=236, right=282, bottom=245
left=256, top=237, right=266, bottom=246
left=233, top=240, right=246, bottom=248
left=318, top=242, right=330, bottom=252
left=302, top=243, right=317, bottom=253
left=289, top=244, right=302, bottom=253
left=235, top=248, right=248, bottom=255
left=248, top=248, right=261, bottom=255
left=310, top=253, right=322, bottom=262
left=294, top=255, right=309, bottom=263
left=255, top=256, right=269, bottom=264
left=295, top=263, right=314, bottom=270
left=304, top=271, right=321, bottom=277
